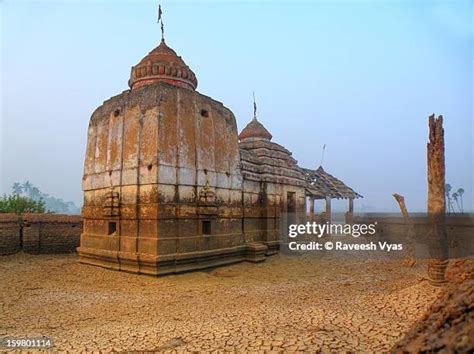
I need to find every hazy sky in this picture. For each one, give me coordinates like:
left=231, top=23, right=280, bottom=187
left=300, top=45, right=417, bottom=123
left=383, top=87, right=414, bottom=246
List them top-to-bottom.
left=1, top=0, right=473, bottom=212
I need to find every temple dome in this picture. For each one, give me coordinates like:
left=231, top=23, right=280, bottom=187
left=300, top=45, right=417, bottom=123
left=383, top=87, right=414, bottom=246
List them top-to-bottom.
left=128, top=39, right=198, bottom=91
left=238, top=117, right=273, bottom=141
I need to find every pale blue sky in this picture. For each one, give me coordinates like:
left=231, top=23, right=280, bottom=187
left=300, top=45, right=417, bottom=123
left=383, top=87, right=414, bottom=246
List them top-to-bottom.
left=1, top=0, right=473, bottom=212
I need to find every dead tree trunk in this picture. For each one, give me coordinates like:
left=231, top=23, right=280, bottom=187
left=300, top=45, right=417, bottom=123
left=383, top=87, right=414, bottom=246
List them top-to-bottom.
left=427, top=114, right=448, bottom=286
left=392, top=193, right=415, bottom=266
left=393, top=194, right=410, bottom=222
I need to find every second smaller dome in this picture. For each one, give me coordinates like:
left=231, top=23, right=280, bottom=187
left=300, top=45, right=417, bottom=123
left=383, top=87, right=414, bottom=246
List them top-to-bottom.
left=239, top=117, right=273, bottom=141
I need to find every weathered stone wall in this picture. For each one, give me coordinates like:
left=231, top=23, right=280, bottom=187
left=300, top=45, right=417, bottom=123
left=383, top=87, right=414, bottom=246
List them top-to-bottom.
left=79, top=81, right=311, bottom=274
left=79, top=82, right=249, bottom=274
left=239, top=139, right=307, bottom=254
left=0, top=213, right=21, bottom=255
left=0, top=214, right=82, bottom=255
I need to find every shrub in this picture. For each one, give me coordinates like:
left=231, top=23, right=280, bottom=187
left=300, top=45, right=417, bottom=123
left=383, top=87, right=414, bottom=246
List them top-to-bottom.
left=0, top=194, right=46, bottom=214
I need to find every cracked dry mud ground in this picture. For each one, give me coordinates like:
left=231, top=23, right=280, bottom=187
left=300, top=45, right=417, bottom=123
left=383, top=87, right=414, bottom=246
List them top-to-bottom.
left=1, top=253, right=441, bottom=352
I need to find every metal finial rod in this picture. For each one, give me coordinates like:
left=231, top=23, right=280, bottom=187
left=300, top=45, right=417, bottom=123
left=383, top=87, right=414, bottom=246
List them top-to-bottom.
left=158, top=4, right=165, bottom=41
left=253, top=91, right=257, bottom=120
left=320, top=144, right=326, bottom=167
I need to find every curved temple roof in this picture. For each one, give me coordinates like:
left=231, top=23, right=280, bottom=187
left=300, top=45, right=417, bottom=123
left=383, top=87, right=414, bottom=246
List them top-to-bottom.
left=128, top=39, right=198, bottom=91
left=238, top=117, right=273, bottom=141
left=303, top=166, right=363, bottom=199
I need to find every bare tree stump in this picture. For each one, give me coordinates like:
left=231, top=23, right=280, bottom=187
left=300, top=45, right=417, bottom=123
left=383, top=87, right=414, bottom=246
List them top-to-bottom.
left=427, top=114, right=448, bottom=286
left=392, top=193, right=416, bottom=266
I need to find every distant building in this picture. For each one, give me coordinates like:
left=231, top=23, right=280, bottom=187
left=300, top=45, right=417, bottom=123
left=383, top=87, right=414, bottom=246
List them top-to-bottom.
left=78, top=20, right=361, bottom=275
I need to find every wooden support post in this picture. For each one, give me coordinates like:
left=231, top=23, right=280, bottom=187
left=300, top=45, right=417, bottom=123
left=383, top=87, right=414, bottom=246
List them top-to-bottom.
left=325, top=197, right=332, bottom=223
left=309, top=198, right=315, bottom=222
left=345, top=198, right=354, bottom=224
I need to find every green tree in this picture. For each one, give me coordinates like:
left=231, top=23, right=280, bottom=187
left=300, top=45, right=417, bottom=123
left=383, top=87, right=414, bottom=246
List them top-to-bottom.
left=22, top=181, right=33, bottom=195
left=12, top=182, right=23, bottom=195
left=29, top=186, right=42, bottom=200
left=0, top=194, right=46, bottom=214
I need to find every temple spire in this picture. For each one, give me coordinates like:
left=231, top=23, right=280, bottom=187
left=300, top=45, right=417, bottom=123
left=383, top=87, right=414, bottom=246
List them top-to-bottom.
left=157, top=4, right=165, bottom=41
left=238, top=92, right=273, bottom=141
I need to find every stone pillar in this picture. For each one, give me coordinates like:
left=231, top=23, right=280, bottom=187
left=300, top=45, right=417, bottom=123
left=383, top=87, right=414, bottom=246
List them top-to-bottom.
left=427, top=114, right=448, bottom=286
left=309, top=198, right=315, bottom=222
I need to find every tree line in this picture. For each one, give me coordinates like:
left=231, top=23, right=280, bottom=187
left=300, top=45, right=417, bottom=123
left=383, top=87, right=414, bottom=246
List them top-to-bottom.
left=0, top=181, right=80, bottom=215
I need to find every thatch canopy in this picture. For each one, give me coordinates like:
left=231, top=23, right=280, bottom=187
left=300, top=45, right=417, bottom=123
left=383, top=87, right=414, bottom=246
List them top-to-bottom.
left=302, top=166, right=362, bottom=200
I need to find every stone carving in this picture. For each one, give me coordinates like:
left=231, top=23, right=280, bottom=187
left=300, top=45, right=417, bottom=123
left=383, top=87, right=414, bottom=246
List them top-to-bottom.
left=197, top=176, right=217, bottom=216
left=198, top=177, right=215, bottom=205
left=103, top=190, right=120, bottom=217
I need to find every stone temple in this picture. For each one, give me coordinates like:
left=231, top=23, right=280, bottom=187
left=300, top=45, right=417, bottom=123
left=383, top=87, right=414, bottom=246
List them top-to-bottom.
left=78, top=29, right=361, bottom=275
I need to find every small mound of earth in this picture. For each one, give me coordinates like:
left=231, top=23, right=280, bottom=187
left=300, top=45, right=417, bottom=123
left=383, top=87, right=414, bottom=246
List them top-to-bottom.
left=392, top=260, right=474, bottom=353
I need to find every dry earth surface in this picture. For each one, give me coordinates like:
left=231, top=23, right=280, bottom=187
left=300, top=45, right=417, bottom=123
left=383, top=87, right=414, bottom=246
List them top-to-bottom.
left=1, top=253, right=442, bottom=352
left=392, top=259, right=473, bottom=353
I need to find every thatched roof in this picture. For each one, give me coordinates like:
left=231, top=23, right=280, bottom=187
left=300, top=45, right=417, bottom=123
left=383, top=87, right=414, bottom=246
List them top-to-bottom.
left=302, top=166, right=363, bottom=199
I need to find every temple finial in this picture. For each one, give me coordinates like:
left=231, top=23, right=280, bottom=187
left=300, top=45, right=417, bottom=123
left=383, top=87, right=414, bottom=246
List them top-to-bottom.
left=157, top=4, right=165, bottom=41
left=253, top=91, right=257, bottom=120
left=319, top=144, right=326, bottom=167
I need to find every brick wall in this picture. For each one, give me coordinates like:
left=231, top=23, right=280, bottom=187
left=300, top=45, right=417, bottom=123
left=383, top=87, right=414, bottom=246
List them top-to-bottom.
left=0, top=213, right=82, bottom=255
left=0, top=213, right=21, bottom=255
